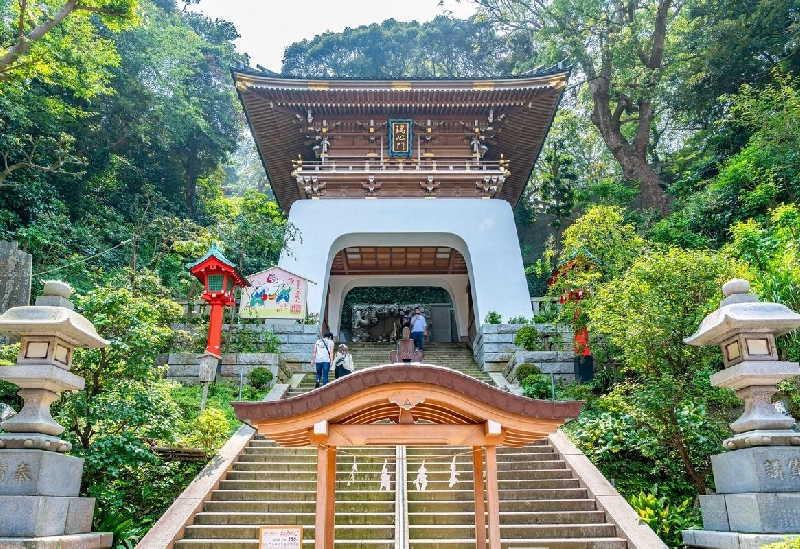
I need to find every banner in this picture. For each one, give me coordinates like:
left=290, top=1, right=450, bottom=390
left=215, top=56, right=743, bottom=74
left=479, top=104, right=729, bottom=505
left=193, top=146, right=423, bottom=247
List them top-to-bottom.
left=240, top=267, right=307, bottom=320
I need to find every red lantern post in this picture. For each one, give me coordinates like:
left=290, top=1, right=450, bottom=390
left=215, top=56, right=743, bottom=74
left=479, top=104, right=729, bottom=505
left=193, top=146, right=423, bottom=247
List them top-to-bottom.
left=188, top=244, right=250, bottom=357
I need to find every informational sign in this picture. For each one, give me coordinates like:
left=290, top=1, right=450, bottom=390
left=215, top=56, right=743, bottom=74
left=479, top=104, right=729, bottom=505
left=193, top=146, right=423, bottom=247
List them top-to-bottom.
left=389, top=118, right=413, bottom=157
left=239, top=267, right=308, bottom=320
left=259, top=526, right=302, bottom=549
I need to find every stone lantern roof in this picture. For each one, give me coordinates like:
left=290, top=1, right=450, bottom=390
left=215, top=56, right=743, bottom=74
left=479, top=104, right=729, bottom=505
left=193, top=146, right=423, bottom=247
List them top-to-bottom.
left=684, top=278, right=800, bottom=346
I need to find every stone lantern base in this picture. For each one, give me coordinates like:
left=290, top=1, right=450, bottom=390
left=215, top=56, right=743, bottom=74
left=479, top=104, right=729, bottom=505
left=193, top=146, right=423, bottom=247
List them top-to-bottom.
left=683, top=446, right=800, bottom=548
left=0, top=450, right=103, bottom=542
left=0, top=533, right=113, bottom=549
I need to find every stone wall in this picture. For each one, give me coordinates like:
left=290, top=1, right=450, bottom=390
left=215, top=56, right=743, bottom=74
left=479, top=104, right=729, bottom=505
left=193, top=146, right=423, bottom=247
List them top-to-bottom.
left=164, top=322, right=323, bottom=383
left=473, top=323, right=575, bottom=380
left=162, top=352, right=280, bottom=385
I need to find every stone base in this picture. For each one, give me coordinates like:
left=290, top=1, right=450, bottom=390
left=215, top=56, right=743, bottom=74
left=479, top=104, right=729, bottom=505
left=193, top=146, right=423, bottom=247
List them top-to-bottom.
left=711, top=446, right=800, bottom=493
left=0, top=450, right=83, bottom=496
left=701, top=492, right=800, bottom=533
left=0, top=496, right=95, bottom=537
left=683, top=529, right=798, bottom=549
left=0, top=532, right=112, bottom=549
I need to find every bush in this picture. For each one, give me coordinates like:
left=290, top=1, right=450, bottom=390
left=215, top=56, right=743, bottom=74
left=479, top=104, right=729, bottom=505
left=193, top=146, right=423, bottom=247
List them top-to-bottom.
left=484, top=311, right=502, bottom=324
left=507, top=315, right=530, bottom=324
left=514, top=325, right=542, bottom=351
left=515, top=362, right=541, bottom=382
left=248, top=367, right=274, bottom=389
left=522, top=373, right=551, bottom=399
left=187, top=407, right=229, bottom=453
left=629, top=486, right=698, bottom=548
left=763, top=538, right=800, bottom=549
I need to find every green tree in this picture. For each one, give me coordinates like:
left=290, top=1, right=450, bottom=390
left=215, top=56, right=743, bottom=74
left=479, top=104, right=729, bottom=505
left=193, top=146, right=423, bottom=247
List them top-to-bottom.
left=478, top=0, right=687, bottom=213
left=282, top=16, right=524, bottom=78
left=586, top=247, right=745, bottom=494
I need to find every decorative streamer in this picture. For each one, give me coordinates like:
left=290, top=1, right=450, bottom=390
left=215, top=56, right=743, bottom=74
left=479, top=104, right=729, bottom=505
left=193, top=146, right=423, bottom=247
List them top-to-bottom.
left=347, top=454, right=358, bottom=486
left=448, top=455, right=459, bottom=487
left=379, top=459, right=392, bottom=492
left=414, top=460, right=428, bottom=491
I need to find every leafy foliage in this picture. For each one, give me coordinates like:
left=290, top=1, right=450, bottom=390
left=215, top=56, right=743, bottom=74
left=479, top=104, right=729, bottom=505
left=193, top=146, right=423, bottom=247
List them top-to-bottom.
left=484, top=311, right=502, bottom=324
left=514, top=325, right=542, bottom=351
left=514, top=362, right=541, bottom=382
left=247, top=367, right=274, bottom=390
left=630, top=487, right=699, bottom=548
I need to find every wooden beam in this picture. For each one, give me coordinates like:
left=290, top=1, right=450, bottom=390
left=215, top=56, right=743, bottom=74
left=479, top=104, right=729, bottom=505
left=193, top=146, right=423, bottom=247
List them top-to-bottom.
left=324, top=423, right=504, bottom=446
left=315, top=445, right=331, bottom=549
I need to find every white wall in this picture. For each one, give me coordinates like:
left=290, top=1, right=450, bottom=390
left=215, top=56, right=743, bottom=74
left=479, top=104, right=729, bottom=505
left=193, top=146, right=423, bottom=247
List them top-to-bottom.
left=279, top=198, right=532, bottom=333
left=326, top=274, right=470, bottom=338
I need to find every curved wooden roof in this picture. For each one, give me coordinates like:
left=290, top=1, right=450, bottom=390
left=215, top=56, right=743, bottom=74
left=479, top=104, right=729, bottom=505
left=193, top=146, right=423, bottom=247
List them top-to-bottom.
left=233, top=71, right=568, bottom=212
left=232, top=365, right=582, bottom=447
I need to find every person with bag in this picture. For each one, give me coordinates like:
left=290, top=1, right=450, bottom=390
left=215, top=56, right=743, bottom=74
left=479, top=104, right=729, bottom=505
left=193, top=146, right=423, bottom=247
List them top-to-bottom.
left=311, top=331, right=334, bottom=388
left=334, top=343, right=354, bottom=379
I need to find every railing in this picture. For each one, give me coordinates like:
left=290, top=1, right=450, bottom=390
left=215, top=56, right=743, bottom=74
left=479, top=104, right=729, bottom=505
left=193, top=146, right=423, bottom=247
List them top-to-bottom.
left=295, top=155, right=506, bottom=175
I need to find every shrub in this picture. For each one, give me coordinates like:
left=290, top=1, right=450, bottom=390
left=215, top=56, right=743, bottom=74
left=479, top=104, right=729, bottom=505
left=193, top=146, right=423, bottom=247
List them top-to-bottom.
left=484, top=311, right=502, bottom=324
left=507, top=315, right=529, bottom=325
left=514, top=325, right=542, bottom=351
left=515, top=362, right=541, bottom=382
left=248, top=367, right=274, bottom=389
left=521, top=373, right=551, bottom=399
left=188, top=407, right=230, bottom=453
left=629, top=486, right=698, bottom=548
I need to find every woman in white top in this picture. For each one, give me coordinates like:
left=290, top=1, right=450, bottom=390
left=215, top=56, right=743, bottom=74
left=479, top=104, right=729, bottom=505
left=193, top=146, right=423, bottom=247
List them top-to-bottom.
left=311, top=331, right=334, bottom=388
left=334, top=343, right=355, bottom=379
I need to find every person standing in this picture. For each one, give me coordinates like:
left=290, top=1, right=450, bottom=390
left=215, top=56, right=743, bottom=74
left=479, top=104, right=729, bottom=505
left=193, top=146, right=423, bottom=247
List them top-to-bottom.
left=409, top=306, right=427, bottom=351
left=311, top=331, right=334, bottom=388
left=334, top=343, right=354, bottom=378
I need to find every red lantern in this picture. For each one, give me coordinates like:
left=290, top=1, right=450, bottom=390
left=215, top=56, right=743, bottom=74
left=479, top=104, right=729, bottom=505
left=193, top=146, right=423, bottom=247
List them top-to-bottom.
left=188, top=244, right=250, bottom=356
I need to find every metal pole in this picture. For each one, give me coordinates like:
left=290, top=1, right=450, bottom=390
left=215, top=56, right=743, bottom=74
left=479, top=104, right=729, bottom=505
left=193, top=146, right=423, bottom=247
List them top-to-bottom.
left=238, top=366, right=244, bottom=401
left=550, top=373, right=556, bottom=401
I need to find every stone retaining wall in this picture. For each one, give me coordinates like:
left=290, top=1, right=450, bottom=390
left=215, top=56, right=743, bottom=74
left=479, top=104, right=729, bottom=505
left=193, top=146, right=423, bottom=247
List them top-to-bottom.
left=473, top=323, right=575, bottom=378
left=161, top=353, right=280, bottom=385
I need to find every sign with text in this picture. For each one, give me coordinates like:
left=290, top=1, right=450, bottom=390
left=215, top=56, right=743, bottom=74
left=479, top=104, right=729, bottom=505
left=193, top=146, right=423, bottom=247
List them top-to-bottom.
left=389, top=118, right=413, bottom=157
left=240, top=267, right=307, bottom=320
left=259, top=526, right=302, bottom=549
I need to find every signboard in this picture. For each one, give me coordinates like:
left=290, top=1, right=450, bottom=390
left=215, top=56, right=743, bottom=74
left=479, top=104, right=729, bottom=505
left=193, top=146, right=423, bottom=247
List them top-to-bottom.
left=389, top=118, right=412, bottom=157
left=239, top=267, right=308, bottom=320
left=259, top=526, right=302, bottom=549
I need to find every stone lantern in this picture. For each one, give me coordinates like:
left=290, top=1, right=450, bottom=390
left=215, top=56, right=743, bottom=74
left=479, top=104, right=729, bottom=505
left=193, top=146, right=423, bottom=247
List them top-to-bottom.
left=682, top=278, right=800, bottom=549
left=0, top=281, right=111, bottom=547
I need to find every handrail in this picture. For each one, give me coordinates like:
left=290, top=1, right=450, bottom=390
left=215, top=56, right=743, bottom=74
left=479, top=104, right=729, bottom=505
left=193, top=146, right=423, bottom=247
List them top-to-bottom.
left=394, top=444, right=409, bottom=549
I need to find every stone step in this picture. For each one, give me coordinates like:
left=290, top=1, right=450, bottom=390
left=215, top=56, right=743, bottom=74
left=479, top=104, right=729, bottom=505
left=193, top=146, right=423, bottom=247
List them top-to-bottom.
left=218, top=479, right=401, bottom=491
left=407, top=499, right=599, bottom=513
left=203, top=500, right=395, bottom=514
left=407, top=510, right=606, bottom=526
left=193, top=512, right=395, bottom=526
left=407, top=523, right=619, bottom=539
left=183, top=524, right=395, bottom=540
left=407, top=538, right=628, bottom=549
left=175, top=542, right=395, bottom=549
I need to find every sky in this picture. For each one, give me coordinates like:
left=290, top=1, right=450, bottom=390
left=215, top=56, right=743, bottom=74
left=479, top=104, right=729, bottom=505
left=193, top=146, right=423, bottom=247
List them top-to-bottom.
left=188, top=0, right=478, bottom=72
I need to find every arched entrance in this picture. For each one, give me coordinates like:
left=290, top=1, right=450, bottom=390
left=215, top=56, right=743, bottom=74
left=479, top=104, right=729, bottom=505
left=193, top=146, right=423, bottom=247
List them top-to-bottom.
left=277, top=199, right=535, bottom=342
left=232, top=365, right=582, bottom=549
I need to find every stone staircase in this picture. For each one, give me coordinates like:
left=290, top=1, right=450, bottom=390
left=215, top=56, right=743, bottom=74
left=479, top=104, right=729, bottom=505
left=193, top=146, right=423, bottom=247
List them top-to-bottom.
left=345, top=341, right=493, bottom=384
left=164, top=343, right=637, bottom=549
left=176, top=439, right=397, bottom=548
left=405, top=444, right=626, bottom=549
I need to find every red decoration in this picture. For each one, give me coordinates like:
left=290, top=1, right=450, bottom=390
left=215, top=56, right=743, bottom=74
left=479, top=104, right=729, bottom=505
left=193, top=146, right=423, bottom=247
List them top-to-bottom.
left=188, top=245, right=249, bottom=356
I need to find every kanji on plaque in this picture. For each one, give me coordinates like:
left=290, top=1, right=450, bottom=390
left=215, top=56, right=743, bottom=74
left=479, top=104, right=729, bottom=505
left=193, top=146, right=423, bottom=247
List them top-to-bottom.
left=389, top=119, right=413, bottom=157
left=259, top=526, right=302, bottom=549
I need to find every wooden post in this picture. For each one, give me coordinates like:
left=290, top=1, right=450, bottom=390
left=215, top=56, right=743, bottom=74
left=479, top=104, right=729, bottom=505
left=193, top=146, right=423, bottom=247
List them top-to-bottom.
left=315, top=445, right=329, bottom=549
left=316, top=445, right=337, bottom=549
left=485, top=445, right=501, bottom=549
left=325, top=446, right=337, bottom=549
left=473, top=447, right=487, bottom=549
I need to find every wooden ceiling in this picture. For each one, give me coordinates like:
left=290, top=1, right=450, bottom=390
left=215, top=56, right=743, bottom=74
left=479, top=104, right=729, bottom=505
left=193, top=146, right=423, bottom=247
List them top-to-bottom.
left=233, top=71, right=569, bottom=212
left=330, top=246, right=467, bottom=276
